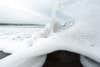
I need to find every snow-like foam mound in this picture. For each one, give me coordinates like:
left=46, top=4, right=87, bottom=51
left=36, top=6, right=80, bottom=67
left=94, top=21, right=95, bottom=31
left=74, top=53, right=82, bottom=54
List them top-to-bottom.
left=0, top=0, right=100, bottom=67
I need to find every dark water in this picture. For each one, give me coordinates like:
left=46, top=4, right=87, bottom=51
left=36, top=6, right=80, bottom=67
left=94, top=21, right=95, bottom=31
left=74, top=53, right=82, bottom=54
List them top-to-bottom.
left=0, top=24, right=45, bottom=28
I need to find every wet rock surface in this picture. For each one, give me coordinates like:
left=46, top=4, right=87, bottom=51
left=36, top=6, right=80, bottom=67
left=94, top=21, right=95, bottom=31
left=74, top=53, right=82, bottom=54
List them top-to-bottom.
left=43, top=50, right=83, bottom=67
left=0, top=51, right=11, bottom=59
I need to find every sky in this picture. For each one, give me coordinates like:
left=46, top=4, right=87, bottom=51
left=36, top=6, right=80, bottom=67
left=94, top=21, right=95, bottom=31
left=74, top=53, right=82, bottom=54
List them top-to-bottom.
left=0, top=0, right=72, bottom=25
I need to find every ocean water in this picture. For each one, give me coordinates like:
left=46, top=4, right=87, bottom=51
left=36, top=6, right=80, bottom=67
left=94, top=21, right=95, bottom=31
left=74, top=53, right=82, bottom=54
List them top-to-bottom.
left=0, top=25, right=44, bottom=53
left=0, top=25, right=43, bottom=40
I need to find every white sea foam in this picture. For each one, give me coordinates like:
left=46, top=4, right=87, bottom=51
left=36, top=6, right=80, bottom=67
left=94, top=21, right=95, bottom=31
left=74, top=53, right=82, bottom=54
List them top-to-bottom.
left=0, top=0, right=100, bottom=67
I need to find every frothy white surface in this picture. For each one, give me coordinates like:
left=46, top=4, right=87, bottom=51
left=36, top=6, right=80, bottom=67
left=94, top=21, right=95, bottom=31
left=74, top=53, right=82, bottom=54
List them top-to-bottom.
left=0, top=0, right=100, bottom=67
left=0, top=26, right=47, bottom=67
left=0, top=26, right=42, bottom=53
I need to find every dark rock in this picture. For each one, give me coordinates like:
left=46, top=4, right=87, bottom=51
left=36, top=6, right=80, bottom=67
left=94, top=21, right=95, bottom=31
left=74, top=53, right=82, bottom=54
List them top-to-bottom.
left=43, top=50, right=83, bottom=67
